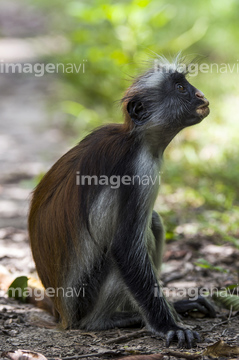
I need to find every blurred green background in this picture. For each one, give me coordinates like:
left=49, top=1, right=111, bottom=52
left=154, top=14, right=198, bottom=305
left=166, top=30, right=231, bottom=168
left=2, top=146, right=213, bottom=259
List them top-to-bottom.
left=29, top=0, right=239, bottom=246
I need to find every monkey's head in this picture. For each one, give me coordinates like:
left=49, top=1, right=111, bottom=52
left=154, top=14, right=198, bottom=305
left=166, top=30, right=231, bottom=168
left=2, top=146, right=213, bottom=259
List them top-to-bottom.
left=122, top=56, right=210, bottom=137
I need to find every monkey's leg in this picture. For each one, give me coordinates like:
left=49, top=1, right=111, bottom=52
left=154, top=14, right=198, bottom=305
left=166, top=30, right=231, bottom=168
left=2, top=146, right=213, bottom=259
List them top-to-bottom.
left=149, top=210, right=180, bottom=323
left=150, top=210, right=165, bottom=271
left=151, top=211, right=216, bottom=320
left=150, top=212, right=216, bottom=320
left=79, top=270, right=143, bottom=331
left=173, top=295, right=216, bottom=318
left=81, top=311, right=143, bottom=330
left=107, top=312, right=143, bottom=328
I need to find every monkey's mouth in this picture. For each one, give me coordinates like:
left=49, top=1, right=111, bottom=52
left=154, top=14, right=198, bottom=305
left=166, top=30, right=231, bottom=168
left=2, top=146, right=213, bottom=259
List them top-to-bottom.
left=196, top=99, right=210, bottom=118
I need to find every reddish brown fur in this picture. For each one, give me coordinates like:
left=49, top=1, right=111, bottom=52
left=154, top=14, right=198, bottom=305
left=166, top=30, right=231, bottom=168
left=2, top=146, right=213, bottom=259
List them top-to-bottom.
left=28, top=114, right=134, bottom=326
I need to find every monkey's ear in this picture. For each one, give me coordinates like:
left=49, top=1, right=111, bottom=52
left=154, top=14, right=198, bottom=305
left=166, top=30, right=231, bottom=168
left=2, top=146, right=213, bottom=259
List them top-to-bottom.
left=127, top=100, right=149, bottom=125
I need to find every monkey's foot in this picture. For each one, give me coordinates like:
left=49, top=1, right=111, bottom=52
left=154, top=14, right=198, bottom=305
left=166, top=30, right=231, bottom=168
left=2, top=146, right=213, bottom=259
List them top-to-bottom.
left=173, top=295, right=216, bottom=318
left=166, top=328, right=200, bottom=348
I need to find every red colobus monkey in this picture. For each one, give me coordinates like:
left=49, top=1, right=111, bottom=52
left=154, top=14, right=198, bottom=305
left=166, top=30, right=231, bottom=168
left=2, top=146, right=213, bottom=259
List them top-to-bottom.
left=29, top=56, right=213, bottom=348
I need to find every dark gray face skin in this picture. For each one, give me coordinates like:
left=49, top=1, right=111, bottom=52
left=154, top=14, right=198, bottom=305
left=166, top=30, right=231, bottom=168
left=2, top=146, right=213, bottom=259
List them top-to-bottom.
left=159, top=71, right=210, bottom=127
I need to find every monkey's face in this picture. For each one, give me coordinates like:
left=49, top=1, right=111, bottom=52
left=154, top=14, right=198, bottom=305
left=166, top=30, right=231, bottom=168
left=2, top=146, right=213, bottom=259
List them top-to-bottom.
left=126, top=70, right=209, bottom=130
left=158, top=72, right=210, bottom=127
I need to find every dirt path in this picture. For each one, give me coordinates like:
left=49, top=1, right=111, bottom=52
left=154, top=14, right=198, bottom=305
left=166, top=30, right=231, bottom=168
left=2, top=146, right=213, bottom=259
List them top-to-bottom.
left=0, top=70, right=70, bottom=273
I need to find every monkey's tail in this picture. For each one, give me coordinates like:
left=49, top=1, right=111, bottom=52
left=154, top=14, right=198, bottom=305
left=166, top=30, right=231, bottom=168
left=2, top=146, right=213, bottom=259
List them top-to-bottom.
left=26, top=277, right=56, bottom=315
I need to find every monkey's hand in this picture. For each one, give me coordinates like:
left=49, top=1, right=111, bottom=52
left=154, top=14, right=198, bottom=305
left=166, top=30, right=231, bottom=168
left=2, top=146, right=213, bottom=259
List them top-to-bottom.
left=173, top=295, right=216, bottom=318
left=164, top=326, right=200, bottom=348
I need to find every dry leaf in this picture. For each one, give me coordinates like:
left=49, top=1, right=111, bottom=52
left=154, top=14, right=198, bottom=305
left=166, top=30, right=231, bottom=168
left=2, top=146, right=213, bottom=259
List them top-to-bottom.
left=203, top=340, right=239, bottom=357
left=1, top=350, right=49, bottom=360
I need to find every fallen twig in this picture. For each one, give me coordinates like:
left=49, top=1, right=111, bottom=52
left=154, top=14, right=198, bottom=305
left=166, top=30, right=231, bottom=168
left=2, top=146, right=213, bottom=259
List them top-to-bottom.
left=202, top=306, right=233, bottom=333
left=103, top=329, right=149, bottom=344
left=49, top=350, right=121, bottom=360
left=163, top=350, right=202, bottom=359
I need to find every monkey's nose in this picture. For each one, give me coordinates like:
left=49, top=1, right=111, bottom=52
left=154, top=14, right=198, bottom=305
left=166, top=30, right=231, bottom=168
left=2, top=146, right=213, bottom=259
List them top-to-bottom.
left=195, top=89, right=205, bottom=99
left=195, top=89, right=209, bottom=107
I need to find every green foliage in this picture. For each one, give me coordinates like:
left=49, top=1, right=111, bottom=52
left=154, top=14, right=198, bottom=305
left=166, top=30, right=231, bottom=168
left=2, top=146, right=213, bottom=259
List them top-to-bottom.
left=30, top=0, right=239, bottom=246
left=33, top=0, right=239, bottom=129
left=195, top=259, right=228, bottom=273
left=7, top=276, right=29, bottom=303
left=226, top=284, right=239, bottom=292
left=213, top=291, right=239, bottom=311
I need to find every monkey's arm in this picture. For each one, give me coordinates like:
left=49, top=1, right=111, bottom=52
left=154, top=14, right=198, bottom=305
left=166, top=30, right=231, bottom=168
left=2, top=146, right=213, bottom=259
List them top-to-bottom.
left=111, top=198, right=199, bottom=348
left=173, top=295, right=216, bottom=318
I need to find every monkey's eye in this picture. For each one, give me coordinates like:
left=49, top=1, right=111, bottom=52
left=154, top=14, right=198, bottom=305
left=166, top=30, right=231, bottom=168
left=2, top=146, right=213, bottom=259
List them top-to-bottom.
left=176, top=83, right=186, bottom=93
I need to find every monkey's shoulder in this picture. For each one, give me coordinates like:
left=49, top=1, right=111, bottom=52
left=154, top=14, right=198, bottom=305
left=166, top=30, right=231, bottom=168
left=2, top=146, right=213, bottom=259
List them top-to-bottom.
left=78, top=123, right=137, bottom=150
left=56, top=124, right=140, bottom=172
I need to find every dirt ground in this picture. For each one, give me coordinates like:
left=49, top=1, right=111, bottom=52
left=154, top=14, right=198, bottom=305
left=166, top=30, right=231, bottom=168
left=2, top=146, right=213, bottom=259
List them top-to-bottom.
left=0, top=1, right=239, bottom=359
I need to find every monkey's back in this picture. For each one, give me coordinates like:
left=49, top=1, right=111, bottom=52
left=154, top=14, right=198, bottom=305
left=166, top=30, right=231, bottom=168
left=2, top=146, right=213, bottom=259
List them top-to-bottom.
left=28, top=123, right=140, bottom=325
